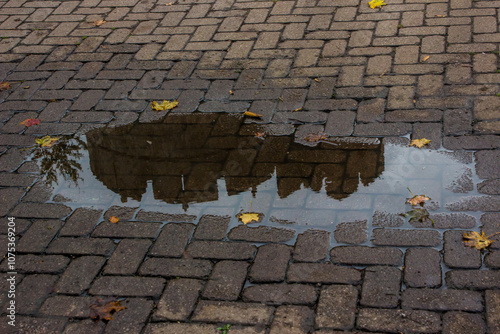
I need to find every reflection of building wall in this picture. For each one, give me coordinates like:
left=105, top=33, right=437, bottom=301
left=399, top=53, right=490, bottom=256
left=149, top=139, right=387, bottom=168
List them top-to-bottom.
left=86, top=114, right=384, bottom=205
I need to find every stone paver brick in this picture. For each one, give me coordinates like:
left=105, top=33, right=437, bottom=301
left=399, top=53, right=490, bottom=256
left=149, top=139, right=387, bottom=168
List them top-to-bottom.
left=59, top=208, right=102, bottom=237
left=193, top=214, right=231, bottom=240
left=16, top=219, right=62, bottom=253
left=333, top=220, right=367, bottom=244
left=149, top=223, right=195, bottom=257
left=228, top=225, right=296, bottom=243
left=372, top=228, right=441, bottom=247
left=293, top=229, right=330, bottom=262
left=444, top=230, right=481, bottom=269
left=46, top=237, right=116, bottom=256
left=104, top=239, right=151, bottom=275
left=186, top=240, right=257, bottom=260
left=249, top=244, right=291, bottom=283
left=330, top=246, right=402, bottom=266
left=404, top=248, right=442, bottom=288
left=8, top=254, right=70, bottom=274
left=54, top=256, right=106, bottom=294
left=139, top=258, right=213, bottom=278
left=202, top=260, right=249, bottom=301
left=287, top=263, right=361, bottom=284
left=361, top=266, right=401, bottom=308
left=446, top=270, right=500, bottom=289
left=16, top=274, right=58, bottom=314
left=89, top=276, right=165, bottom=297
left=154, top=278, right=204, bottom=321
left=243, top=283, right=318, bottom=305
left=316, top=285, right=358, bottom=330
left=402, top=288, right=483, bottom=312
left=486, top=290, right=500, bottom=334
left=103, top=298, right=153, bottom=334
left=192, top=301, right=274, bottom=325
left=270, top=305, right=315, bottom=334
left=357, top=308, right=441, bottom=333
left=443, top=312, right=486, bottom=334
left=0, top=317, right=66, bottom=334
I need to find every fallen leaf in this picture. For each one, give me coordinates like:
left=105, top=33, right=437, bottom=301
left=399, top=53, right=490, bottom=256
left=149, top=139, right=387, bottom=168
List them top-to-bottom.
left=369, top=0, right=386, bottom=9
left=165, top=2, right=173, bottom=5
left=435, top=14, right=446, bottom=17
left=93, top=19, right=106, bottom=26
left=422, top=56, right=430, bottom=62
left=314, top=78, right=320, bottom=82
left=0, top=81, right=11, bottom=91
left=229, top=90, right=234, bottom=95
left=151, top=100, right=179, bottom=111
left=292, top=107, right=302, bottom=112
left=244, top=111, right=263, bottom=118
left=20, top=118, right=40, bottom=127
left=255, top=132, right=266, bottom=139
left=305, top=132, right=328, bottom=143
left=35, top=135, right=59, bottom=148
left=410, top=138, right=431, bottom=148
left=146, top=140, right=152, bottom=145
left=406, top=194, right=430, bottom=206
left=401, top=208, right=434, bottom=224
left=237, top=212, right=261, bottom=225
left=109, top=216, right=119, bottom=223
left=463, top=231, right=494, bottom=250
left=89, top=298, right=127, bottom=321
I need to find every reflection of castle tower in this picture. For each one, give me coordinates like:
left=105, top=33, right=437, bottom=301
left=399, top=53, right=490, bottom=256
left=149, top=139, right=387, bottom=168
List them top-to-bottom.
left=86, top=113, right=384, bottom=207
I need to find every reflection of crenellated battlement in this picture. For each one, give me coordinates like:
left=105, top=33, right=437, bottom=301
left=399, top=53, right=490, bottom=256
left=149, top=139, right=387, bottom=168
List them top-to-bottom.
left=86, top=113, right=384, bottom=206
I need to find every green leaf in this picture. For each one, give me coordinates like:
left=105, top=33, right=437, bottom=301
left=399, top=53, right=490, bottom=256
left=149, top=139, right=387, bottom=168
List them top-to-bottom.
left=401, top=208, right=434, bottom=225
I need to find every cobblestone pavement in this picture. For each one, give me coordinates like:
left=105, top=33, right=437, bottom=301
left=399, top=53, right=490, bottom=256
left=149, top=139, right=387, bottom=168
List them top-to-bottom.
left=1, top=0, right=500, bottom=333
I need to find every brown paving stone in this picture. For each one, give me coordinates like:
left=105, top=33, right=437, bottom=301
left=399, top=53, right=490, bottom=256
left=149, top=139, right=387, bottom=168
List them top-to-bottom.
left=154, top=278, right=204, bottom=321
left=316, top=285, right=358, bottom=330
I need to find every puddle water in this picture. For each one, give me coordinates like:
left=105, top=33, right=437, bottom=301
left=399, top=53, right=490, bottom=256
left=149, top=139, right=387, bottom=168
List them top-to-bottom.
left=33, top=113, right=480, bottom=237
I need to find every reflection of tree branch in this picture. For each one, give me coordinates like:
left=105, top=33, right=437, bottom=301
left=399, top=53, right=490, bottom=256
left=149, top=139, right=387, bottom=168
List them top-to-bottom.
left=32, top=136, right=87, bottom=186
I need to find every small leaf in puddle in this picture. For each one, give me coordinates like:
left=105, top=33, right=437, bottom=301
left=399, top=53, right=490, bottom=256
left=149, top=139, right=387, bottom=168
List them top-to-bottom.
left=151, top=100, right=178, bottom=111
left=244, top=111, right=263, bottom=118
left=20, top=118, right=40, bottom=127
left=305, top=132, right=328, bottom=143
left=35, top=135, right=59, bottom=148
left=410, top=138, right=431, bottom=148
left=406, top=194, right=430, bottom=207
left=401, top=208, right=434, bottom=224
left=237, top=212, right=261, bottom=225
left=109, top=216, right=119, bottom=223
left=463, top=231, right=498, bottom=250
left=89, top=298, right=127, bottom=321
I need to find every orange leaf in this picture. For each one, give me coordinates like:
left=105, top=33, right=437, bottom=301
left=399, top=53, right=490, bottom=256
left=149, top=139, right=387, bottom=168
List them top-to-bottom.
left=93, top=19, right=106, bottom=26
left=0, top=82, right=11, bottom=91
left=244, top=111, right=263, bottom=118
left=20, top=118, right=40, bottom=127
left=255, top=132, right=266, bottom=139
left=410, top=138, right=431, bottom=148
left=406, top=195, right=430, bottom=206
left=237, top=212, right=261, bottom=225
left=109, top=216, right=119, bottom=223
left=89, top=298, right=127, bottom=321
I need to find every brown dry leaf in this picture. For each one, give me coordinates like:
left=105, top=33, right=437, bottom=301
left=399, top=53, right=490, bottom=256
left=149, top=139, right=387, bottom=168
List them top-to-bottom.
left=93, top=19, right=106, bottom=26
left=422, top=56, right=430, bottom=62
left=0, top=81, right=11, bottom=91
left=151, top=100, right=178, bottom=111
left=244, top=111, right=263, bottom=118
left=255, top=132, right=266, bottom=139
left=305, top=132, right=328, bottom=143
left=410, top=138, right=431, bottom=148
left=406, top=194, right=430, bottom=206
left=237, top=212, right=261, bottom=225
left=109, top=216, right=119, bottom=223
left=463, top=231, right=494, bottom=250
left=89, top=298, right=127, bottom=321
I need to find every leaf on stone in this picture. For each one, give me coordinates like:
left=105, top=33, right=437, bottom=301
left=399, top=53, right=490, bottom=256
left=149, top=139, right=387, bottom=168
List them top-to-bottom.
left=369, top=0, right=386, bottom=9
left=93, top=19, right=106, bottom=26
left=422, top=56, right=430, bottom=62
left=0, top=81, right=11, bottom=91
left=151, top=100, right=179, bottom=111
left=292, top=107, right=302, bottom=112
left=244, top=111, right=263, bottom=118
left=19, top=118, right=40, bottom=127
left=255, top=132, right=266, bottom=139
left=305, top=132, right=328, bottom=143
left=35, top=135, right=59, bottom=148
left=410, top=138, right=431, bottom=148
left=406, top=194, right=430, bottom=207
left=401, top=208, right=434, bottom=224
left=237, top=212, right=261, bottom=225
left=109, top=216, right=119, bottom=223
left=463, top=231, right=496, bottom=250
left=89, top=298, right=127, bottom=321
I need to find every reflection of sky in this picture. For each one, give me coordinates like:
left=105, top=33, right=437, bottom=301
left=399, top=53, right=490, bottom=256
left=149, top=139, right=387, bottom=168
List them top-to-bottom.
left=49, top=143, right=479, bottom=229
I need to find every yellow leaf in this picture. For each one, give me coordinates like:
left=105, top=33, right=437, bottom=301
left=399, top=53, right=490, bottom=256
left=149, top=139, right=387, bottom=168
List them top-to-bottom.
left=369, top=0, right=386, bottom=9
left=93, top=19, right=106, bottom=26
left=422, top=56, right=430, bottom=62
left=314, top=78, right=320, bottom=82
left=0, top=81, right=11, bottom=91
left=229, top=90, right=234, bottom=95
left=151, top=100, right=179, bottom=111
left=292, top=107, right=302, bottom=112
left=244, top=111, right=263, bottom=118
left=255, top=132, right=266, bottom=139
left=35, top=135, right=59, bottom=148
left=410, top=138, right=431, bottom=148
left=406, top=195, right=430, bottom=206
left=237, top=212, right=261, bottom=225
left=109, top=216, right=119, bottom=223
left=463, top=231, right=494, bottom=250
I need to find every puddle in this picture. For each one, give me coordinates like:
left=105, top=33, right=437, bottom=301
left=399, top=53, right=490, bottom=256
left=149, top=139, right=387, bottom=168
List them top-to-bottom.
left=32, top=113, right=480, bottom=235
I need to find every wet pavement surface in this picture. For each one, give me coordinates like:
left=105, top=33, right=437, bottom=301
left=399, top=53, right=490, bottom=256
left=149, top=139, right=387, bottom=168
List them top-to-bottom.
left=1, top=0, right=500, bottom=333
